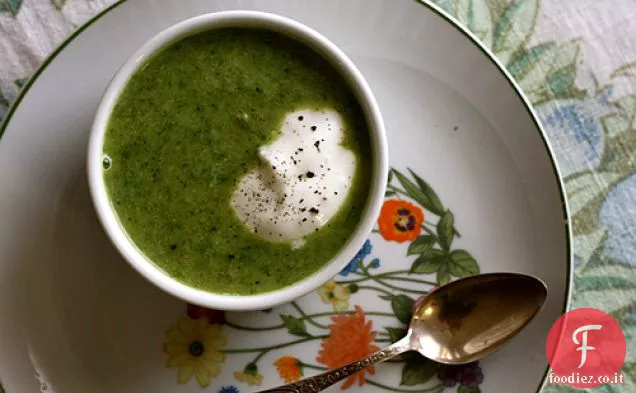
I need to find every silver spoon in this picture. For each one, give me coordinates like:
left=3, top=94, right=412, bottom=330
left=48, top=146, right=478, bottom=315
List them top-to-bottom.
left=258, top=272, right=547, bottom=392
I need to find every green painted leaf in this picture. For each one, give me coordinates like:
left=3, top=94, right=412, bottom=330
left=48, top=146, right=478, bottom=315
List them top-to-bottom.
left=0, top=0, right=22, bottom=16
left=51, top=0, right=66, bottom=10
left=431, top=0, right=455, bottom=15
left=456, top=0, right=494, bottom=48
left=485, top=0, right=509, bottom=22
left=492, top=0, right=539, bottom=65
left=518, top=39, right=574, bottom=84
left=518, top=40, right=581, bottom=104
left=507, top=41, right=557, bottom=79
left=610, top=61, right=636, bottom=80
left=548, top=64, right=576, bottom=96
left=14, top=78, right=27, bottom=88
left=0, top=92, right=9, bottom=110
left=598, top=94, right=636, bottom=173
left=602, top=94, right=636, bottom=139
left=614, top=94, right=636, bottom=122
left=602, top=109, right=631, bottom=142
left=599, top=127, right=636, bottom=174
left=388, top=168, right=394, bottom=184
left=393, top=169, right=437, bottom=214
left=408, top=169, right=445, bottom=215
left=393, top=170, right=434, bottom=211
left=565, top=171, right=621, bottom=235
left=567, top=171, right=617, bottom=213
left=385, top=190, right=397, bottom=197
left=436, top=210, right=455, bottom=250
left=573, top=227, right=608, bottom=270
left=407, top=235, right=436, bottom=255
left=449, top=249, right=479, bottom=277
left=410, top=252, right=445, bottom=274
left=584, top=262, right=636, bottom=283
left=437, top=264, right=451, bottom=285
left=577, top=276, right=636, bottom=292
left=347, top=283, right=359, bottom=294
left=572, top=284, right=636, bottom=318
left=391, top=295, right=415, bottom=324
left=612, top=301, right=636, bottom=325
left=280, top=315, right=310, bottom=337
left=622, top=326, right=636, bottom=362
left=386, top=327, right=408, bottom=343
left=400, top=357, right=436, bottom=386
left=624, top=361, right=636, bottom=384
left=594, top=384, right=630, bottom=393
left=458, top=386, right=481, bottom=393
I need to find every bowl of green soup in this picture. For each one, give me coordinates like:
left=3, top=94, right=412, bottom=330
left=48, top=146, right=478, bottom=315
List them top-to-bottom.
left=87, top=10, right=388, bottom=311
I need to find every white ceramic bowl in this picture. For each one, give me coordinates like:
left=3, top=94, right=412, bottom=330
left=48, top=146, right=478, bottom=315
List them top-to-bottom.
left=87, top=10, right=388, bottom=311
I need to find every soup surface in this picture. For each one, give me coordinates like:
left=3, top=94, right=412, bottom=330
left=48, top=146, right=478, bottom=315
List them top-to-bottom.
left=103, top=28, right=372, bottom=295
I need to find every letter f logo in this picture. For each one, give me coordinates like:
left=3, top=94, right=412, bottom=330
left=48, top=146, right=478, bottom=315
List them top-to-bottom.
left=572, top=325, right=602, bottom=368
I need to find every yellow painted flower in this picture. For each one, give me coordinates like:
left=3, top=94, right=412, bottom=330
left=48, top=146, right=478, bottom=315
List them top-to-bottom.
left=318, top=280, right=351, bottom=311
left=164, top=316, right=227, bottom=388
left=234, top=363, right=264, bottom=386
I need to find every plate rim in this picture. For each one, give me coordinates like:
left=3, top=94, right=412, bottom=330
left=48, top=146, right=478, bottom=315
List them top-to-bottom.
left=0, top=0, right=573, bottom=391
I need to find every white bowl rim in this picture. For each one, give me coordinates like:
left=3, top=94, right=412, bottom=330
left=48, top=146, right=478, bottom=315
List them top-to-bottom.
left=86, top=10, right=389, bottom=311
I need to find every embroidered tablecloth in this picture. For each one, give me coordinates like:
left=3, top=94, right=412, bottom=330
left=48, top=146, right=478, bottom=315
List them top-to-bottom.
left=0, top=0, right=634, bottom=392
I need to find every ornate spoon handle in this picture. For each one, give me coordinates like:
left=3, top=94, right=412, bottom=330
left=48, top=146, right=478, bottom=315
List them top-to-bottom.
left=256, top=335, right=413, bottom=393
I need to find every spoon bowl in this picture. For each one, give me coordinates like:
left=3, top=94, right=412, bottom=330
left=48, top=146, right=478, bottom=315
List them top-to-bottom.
left=258, top=272, right=548, bottom=392
left=409, top=272, right=548, bottom=364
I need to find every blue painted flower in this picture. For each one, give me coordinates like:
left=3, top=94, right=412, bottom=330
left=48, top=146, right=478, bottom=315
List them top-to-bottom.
left=597, top=86, right=613, bottom=104
left=535, top=97, right=609, bottom=178
left=545, top=104, right=601, bottom=157
left=599, top=174, right=636, bottom=265
left=355, top=239, right=373, bottom=260
left=339, top=240, right=372, bottom=276
left=369, top=258, right=381, bottom=268
left=338, top=259, right=359, bottom=277
left=218, top=386, right=239, bottom=393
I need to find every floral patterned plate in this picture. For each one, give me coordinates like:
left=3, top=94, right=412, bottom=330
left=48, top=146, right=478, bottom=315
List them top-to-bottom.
left=0, top=1, right=571, bottom=393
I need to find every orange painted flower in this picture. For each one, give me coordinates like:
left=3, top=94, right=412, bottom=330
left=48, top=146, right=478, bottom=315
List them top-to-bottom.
left=377, top=199, right=424, bottom=242
left=316, top=306, right=380, bottom=389
left=274, top=356, right=303, bottom=383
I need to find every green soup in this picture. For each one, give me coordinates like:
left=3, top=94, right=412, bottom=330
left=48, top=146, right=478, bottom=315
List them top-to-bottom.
left=103, top=28, right=372, bottom=295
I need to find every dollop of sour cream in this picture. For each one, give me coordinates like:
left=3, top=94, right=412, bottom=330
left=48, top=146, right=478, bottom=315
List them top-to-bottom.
left=231, top=109, right=356, bottom=245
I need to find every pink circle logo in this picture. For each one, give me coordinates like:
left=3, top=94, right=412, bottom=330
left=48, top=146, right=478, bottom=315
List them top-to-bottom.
left=545, top=308, right=626, bottom=388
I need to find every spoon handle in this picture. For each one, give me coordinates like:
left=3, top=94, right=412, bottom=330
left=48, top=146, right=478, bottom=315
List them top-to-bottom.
left=256, top=336, right=412, bottom=393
